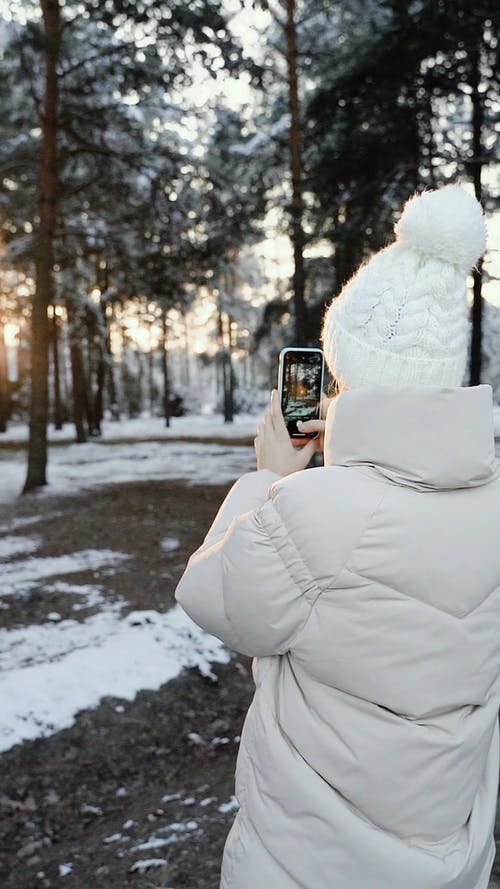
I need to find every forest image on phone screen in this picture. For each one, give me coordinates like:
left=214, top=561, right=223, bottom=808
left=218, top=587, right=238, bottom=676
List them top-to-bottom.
left=282, top=352, right=322, bottom=434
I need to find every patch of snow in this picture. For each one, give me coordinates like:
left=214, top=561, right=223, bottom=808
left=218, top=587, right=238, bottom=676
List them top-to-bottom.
left=0, top=413, right=260, bottom=445
left=0, top=439, right=255, bottom=504
left=0, top=515, right=43, bottom=533
left=0, top=535, right=40, bottom=559
left=160, top=536, right=180, bottom=553
left=0, top=549, right=130, bottom=598
left=45, top=581, right=106, bottom=610
left=0, top=604, right=123, bottom=671
left=0, top=605, right=228, bottom=752
left=46, top=612, right=62, bottom=622
left=187, top=731, right=205, bottom=745
left=162, top=792, right=182, bottom=803
left=199, top=796, right=217, bottom=807
left=218, top=796, right=239, bottom=814
left=81, top=804, right=103, bottom=816
left=157, top=820, right=198, bottom=834
left=103, top=833, right=123, bottom=844
left=132, top=837, right=172, bottom=852
left=129, top=858, right=167, bottom=874
left=58, top=863, right=72, bottom=876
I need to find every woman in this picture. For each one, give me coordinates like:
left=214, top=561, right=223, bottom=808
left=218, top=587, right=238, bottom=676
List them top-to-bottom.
left=175, top=185, right=500, bottom=889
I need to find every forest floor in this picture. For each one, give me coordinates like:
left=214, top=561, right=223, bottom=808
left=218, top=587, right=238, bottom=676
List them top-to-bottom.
left=0, top=441, right=499, bottom=889
left=0, top=477, right=255, bottom=889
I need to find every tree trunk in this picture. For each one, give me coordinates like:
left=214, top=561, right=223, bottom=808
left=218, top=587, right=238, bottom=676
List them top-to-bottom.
left=24, top=0, right=60, bottom=491
left=284, top=0, right=307, bottom=344
left=469, top=40, right=484, bottom=387
left=66, top=300, right=89, bottom=443
left=103, top=301, right=119, bottom=419
left=218, top=306, right=233, bottom=423
left=161, top=309, right=171, bottom=428
left=52, top=310, right=63, bottom=429
left=183, top=313, right=191, bottom=388
left=227, top=313, right=236, bottom=419
left=85, top=315, right=100, bottom=435
left=60, top=317, right=71, bottom=414
left=0, top=323, right=9, bottom=433
left=148, top=334, right=155, bottom=416
left=94, top=342, right=105, bottom=433
left=137, top=350, right=144, bottom=417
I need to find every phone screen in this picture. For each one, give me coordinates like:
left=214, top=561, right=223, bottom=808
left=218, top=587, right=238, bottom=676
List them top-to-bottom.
left=280, top=349, right=324, bottom=437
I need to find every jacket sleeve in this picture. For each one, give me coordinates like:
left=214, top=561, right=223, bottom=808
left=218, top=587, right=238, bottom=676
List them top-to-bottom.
left=174, top=470, right=319, bottom=657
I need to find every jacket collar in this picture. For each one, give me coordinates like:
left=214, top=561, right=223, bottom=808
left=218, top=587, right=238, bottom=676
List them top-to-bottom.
left=324, top=384, right=498, bottom=491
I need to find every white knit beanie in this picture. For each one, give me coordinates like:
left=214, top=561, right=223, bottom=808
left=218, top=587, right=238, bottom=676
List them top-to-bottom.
left=322, top=185, right=486, bottom=388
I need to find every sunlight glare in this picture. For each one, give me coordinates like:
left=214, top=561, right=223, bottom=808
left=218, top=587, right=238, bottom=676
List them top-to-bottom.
left=4, top=322, right=19, bottom=347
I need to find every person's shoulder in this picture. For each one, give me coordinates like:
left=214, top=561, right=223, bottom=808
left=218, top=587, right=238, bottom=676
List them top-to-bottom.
left=267, top=464, right=384, bottom=530
left=269, top=464, right=380, bottom=503
left=262, top=466, right=384, bottom=583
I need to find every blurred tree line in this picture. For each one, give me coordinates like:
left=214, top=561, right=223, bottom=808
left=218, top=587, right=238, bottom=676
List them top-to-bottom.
left=0, top=0, right=498, bottom=490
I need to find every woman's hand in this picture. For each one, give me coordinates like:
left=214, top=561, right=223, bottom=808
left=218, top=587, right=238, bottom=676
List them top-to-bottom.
left=254, top=390, right=318, bottom=476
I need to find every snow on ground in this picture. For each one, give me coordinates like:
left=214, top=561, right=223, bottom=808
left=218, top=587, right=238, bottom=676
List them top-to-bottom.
left=1, top=403, right=499, bottom=443
left=0, top=404, right=498, bottom=503
left=0, top=412, right=261, bottom=444
left=1, top=416, right=497, bottom=761
left=0, top=436, right=251, bottom=755
left=0, top=440, right=256, bottom=504
left=0, top=515, right=47, bottom=533
left=0, top=533, right=230, bottom=753
left=0, top=534, right=40, bottom=559
left=0, top=534, right=230, bottom=752
left=160, top=536, right=180, bottom=553
left=0, top=549, right=130, bottom=597
left=44, top=580, right=108, bottom=611
left=0, top=601, right=123, bottom=671
left=0, top=604, right=229, bottom=753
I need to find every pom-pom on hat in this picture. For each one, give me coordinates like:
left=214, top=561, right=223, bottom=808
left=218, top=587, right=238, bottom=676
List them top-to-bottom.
left=322, top=185, right=486, bottom=389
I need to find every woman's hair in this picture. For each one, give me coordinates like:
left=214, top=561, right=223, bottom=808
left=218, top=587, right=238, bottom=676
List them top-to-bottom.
left=326, top=377, right=344, bottom=398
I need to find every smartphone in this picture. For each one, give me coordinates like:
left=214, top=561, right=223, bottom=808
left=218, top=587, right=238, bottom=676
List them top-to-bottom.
left=277, top=347, right=325, bottom=438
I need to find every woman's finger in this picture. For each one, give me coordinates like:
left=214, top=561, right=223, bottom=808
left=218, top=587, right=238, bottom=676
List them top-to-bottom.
left=270, top=389, right=289, bottom=440
left=297, top=419, right=325, bottom=434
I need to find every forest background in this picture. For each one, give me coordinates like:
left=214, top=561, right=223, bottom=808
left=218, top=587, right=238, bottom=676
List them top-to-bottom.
left=0, top=0, right=499, bottom=491
left=1, top=3, right=500, bottom=886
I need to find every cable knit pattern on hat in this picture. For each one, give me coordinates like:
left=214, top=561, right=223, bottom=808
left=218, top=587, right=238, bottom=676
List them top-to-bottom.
left=322, top=185, right=486, bottom=389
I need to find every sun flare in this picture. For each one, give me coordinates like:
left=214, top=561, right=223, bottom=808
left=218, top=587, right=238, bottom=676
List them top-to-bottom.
left=4, top=322, right=20, bottom=348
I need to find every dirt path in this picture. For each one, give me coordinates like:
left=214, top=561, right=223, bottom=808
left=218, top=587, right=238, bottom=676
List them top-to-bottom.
left=0, top=477, right=499, bottom=888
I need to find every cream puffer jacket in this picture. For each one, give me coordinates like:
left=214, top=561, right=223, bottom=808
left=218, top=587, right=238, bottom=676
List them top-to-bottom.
left=175, top=385, right=500, bottom=889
